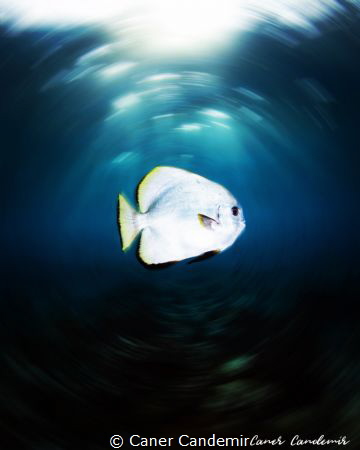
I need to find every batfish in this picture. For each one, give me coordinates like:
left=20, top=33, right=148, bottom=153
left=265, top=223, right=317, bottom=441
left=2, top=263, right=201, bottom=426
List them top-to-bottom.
left=118, top=166, right=245, bottom=267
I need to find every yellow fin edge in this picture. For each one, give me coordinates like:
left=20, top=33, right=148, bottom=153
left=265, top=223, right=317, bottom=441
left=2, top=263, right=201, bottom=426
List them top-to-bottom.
left=136, top=166, right=162, bottom=213
left=118, top=194, right=138, bottom=252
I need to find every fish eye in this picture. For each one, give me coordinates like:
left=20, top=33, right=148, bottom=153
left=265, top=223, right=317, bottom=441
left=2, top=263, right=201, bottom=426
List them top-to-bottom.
left=232, top=206, right=239, bottom=216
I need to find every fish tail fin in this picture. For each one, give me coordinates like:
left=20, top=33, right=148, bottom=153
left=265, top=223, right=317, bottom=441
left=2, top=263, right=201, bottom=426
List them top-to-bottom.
left=118, top=194, right=143, bottom=251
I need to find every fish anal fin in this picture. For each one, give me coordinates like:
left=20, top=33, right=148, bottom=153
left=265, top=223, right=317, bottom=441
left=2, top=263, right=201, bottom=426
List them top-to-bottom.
left=198, top=214, right=218, bottom=230
left=138, top=227, right=181, bottom=266
left=188, top=250, right=220, bottom=264
left=137, top=254, right=179, bottom=270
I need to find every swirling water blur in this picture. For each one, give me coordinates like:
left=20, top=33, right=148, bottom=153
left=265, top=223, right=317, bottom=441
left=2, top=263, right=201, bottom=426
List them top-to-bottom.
left=1, top=1, right=360, bottom=448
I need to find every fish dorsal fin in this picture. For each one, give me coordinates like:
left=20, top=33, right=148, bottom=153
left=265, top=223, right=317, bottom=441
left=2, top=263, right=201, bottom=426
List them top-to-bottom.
left=136, top=166, right=198, bottom=213
left=198, top=214, right=218, bottom=230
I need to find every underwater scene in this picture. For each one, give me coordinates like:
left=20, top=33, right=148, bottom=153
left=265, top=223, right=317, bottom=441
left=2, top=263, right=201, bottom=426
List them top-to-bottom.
left=1, top=1, right=360, bottom=448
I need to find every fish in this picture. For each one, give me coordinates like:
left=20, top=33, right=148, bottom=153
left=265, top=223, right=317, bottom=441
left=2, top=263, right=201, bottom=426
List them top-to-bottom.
left=117, top=166, right=245, bottom=267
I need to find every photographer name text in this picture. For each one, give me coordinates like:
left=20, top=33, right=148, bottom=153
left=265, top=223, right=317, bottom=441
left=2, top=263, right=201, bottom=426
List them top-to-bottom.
left=110, top=434, right=350, bottom=448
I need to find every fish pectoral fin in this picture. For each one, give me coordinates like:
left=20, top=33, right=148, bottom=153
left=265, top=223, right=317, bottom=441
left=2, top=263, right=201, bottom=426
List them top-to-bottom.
left=198, top=213, right=218, bottom=230
left=188, top=250, right=220, bottom=264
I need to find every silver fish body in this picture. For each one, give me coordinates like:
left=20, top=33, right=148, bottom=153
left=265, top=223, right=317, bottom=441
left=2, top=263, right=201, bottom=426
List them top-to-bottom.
left=118, top=166, right=245, bottom=266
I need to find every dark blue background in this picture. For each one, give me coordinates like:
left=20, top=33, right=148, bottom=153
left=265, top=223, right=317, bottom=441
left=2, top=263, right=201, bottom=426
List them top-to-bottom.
left=1, top=8, right=359, bottom=449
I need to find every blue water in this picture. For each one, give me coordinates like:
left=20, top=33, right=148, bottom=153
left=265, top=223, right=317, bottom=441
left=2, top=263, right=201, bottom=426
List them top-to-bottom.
left=1, top=5, right=360, bottom=449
